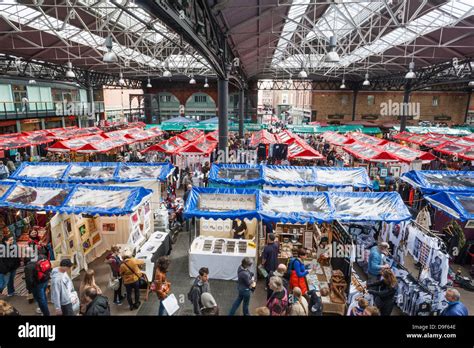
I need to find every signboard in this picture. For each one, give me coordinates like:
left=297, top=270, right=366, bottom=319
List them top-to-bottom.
left=327, top=114, right=345, bottom=120
left=361, top=115, right=379, bottom=120
left=434, top=115, right=452, bottom=121
left=21, top=118, right=40, bottom=124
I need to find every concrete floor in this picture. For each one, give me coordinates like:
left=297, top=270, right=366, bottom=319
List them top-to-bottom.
left=2, top=230, right=473, bottom=316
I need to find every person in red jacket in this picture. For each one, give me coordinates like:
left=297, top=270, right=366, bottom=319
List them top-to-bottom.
left=289, top=248, right=309, bottom=295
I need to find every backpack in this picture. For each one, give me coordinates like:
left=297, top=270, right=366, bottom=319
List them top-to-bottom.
left=35, top=259, right=52, bottom=283
left=187, top=282, right=202, bottom=302
left=267, top=288, right=288, bottom=316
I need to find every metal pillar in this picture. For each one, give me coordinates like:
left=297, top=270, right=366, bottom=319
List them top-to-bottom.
left=218, top=78, right=229, bottom=159
left=400, top=81, right=412, bottom=132
left=88, top=86, right=96, bottom=126
left=239, top=89, right=245, bottom=139
left=351, top=89, right=358, bottom=121
left=465, top=89, right=472, bottom=123
left=61, top=116, right=66, bottom=128
left=40, top=119, right=46, bottom=130
left=16, top=120, right=21, bottom=133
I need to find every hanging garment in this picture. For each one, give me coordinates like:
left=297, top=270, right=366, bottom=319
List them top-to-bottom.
left=408, top=189, right=415, bottom=206
left=416, top=208, right=432, bottom=231
left=428, top=249, right=449, bottom=287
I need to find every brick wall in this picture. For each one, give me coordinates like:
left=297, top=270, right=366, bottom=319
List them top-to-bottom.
left=311, top=90, right=469, bottom=124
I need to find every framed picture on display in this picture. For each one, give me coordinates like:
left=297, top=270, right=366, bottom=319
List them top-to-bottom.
left=370, top=166, right=378, bottom=178
left=389, top=166, right=401, bottom=178
left=380, top=168, right=388, bottom=178
left=131, top=212, right=139, bottom=224
left=87, top=218, right=97, bottom=234
left=63, top=219, right=72, bottom=238
left=102, top=222, right=116, bottom=235
left=78, top=224, right=87, bottom=238
left=91, top=232, right=102, bottom=246
left=82, top=239, right=93, bottom=254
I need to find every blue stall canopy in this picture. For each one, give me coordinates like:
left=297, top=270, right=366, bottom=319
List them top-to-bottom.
left=11, top=162, right=175, bottom=184
left=208, top=164, right=263, bottom=187
left=210, top=164, right=372, bottom=188
left=262, top=166, right=316, bottom=187
left=401, top=170, right=474, bottom=193
left=0, top=181, right=151, bottom=215
left=184, top=187, right=260, bottom=220
left=185, top=188, right=411, bottom=223
left=259, top=190, right=333, bottom=223
left=259, top=190, right=410, bottom=223
left=329, top=191, right=411, bottom=223
left=425, top=192, right=474, bottom=221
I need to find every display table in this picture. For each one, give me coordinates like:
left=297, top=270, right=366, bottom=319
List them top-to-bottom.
left=135, top=231, right=171, bottom=281
left=189, top=236, right=257, bottom=280
left=306, top=263, right=346, bottom=316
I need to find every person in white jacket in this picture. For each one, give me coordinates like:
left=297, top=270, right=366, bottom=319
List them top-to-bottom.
left=50, top=259, right=78, bottom=316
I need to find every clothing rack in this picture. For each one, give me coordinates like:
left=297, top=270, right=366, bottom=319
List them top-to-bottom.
left=388, top=256, right=433, bottom=295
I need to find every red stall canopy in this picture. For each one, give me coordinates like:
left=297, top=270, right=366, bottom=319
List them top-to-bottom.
left=177, top=128, right=204, bottom=142
left=250, top=129, right=277, bottom=147
left=322, top=131, right=353, bottom=146
left=348, top=132, right=388, bottom=146
left=47, top=134, right=106, bottom=152
left=142, top=135, right=189, bottom=154
left=176, top=136, right=217, bottom=156
left=288, top=139, right=324, bottom=160
left=343, top=141, right=399, bottom=163
left=381, top=142, right=436, bottom=163
left=434, top=142, right=474, bottom=160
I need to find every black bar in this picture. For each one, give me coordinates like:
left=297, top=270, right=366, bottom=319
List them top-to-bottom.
left=400, top=80, right=412, bottom=132
left=239, top=89, right=245, bottom=139
left=352, top=89, right=358, bottom=121
left=464, top=89, right=472, bottom=123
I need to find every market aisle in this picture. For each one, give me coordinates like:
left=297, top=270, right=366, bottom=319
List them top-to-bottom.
left=137, top=230, right=267, bottom=316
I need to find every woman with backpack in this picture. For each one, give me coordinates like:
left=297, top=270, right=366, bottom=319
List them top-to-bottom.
left=288, top=248, right=309, bottom=295
left=24, top=252, right=51, bottom=316
left=119, top=252, right=145, bottom=311
left=266, top=276, right=288, bottom=316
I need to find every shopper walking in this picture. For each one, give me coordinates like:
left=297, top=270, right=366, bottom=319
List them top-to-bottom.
left=0, top=161, right=9, bottom=179
left=261, top=233, right=279, bottom=275
left=0, top=236, right=21, bottom=297
left=367, top=242, right=390, bottom=283
left=105, top=246, right=124, bottom=305
left=288, top=248, right=309, bottom=295
left=119, top=251, right=145, bottom=311
left=25, top=252, right=51, bottom=316
left=153, top=256, right=171, bottom=316
left=229, top=257, right=256, bottom=316
left=50, top=259, right=78, bottom=316
left=188, top=267, right=210, bottom=315
left=367, top=268, right=397, bottom=316
left=79, top=269, right=102, bottom=314
left=266, top=276, right=288, bottom=316
left=84, top=287, right=110, bottom=316
left=289, top=287, right=308, bottom=316
left=441, top=288, right=469, bottom=316
left=200, top=292, right=219, bottom=316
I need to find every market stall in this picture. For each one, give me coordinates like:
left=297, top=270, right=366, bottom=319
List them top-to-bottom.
left=208, top=164, right=263, bottom=188
left=0, top=180, right=152, bottom=279
left=184, top=187, right=260, bottom=280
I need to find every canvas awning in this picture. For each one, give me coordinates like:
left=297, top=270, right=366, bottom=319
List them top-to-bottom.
left=401, top=170, right=474, bottom=193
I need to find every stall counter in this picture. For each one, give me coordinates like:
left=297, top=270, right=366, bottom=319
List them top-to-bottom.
left=189, top=236, right=257, bottom=280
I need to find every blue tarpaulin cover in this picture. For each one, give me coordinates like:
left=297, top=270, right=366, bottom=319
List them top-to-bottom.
left=10, top=162, right=174, bottom=183
left=208, top=164, right=263, bottom=186
left=209, top=164, right=372, bottom=188
left=401, top=170, right=474, bottom=193
left=0, top=180, right=151, bottom=215
left=184, top=187, right=411, bottom=223
left=184, top=187, right=260, bottom=220
left=425, top=192, right=474, bottom=221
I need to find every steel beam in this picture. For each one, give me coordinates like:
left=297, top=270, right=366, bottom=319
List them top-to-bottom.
left=218, top=78, right=229, bottom=159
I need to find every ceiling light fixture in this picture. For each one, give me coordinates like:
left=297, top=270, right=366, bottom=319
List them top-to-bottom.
left=103, top=35, right=118, bottom=63
left=325, top=36, right=340, bottom=63
left=65, top=61, right=75, bottom=78
left=405, top=61, right=416, bottom=79
left=163, top=69, right=172, bottom=78
left=298, top=69, right=308, bottom=79
left=118, top=72, right=125, bottom=86
left=362, top=73, right=370, bottom=86
left=189, top=76, right=196, bottom=84
left=204, top=77, right=209, bottom=88
left=146, top=78, right=152, bottom=88
left=28, top=79, right=37, bottom=85
left=340, top=79, right=346, bottom=89
left=469, top=80, right=474, bottom=87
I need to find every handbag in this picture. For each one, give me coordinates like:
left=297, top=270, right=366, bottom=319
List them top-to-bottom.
left=107, top=274, right=120, bottom=291
left=70, top=290, right=80, bottom=314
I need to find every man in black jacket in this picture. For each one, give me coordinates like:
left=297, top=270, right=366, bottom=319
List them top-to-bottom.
left=0, top=236, right=21, bottom=297
left=188, top=267, right=210, bottom=315
left=84, top=287, right=110, bottom=316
